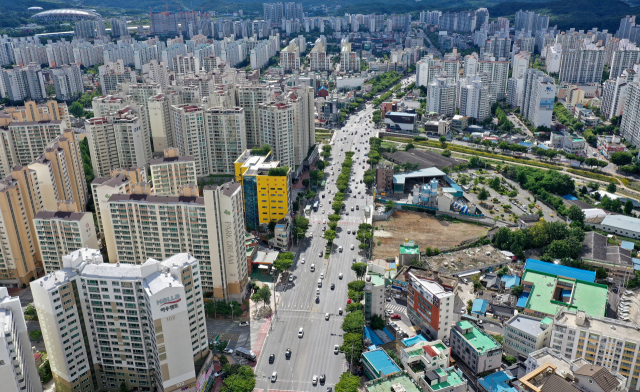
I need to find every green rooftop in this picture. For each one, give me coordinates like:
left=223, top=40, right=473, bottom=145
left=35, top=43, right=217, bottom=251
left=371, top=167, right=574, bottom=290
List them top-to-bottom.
left=400, top=241, right=419, bottom=254
left=522, top=270, right=607, bottom=317
left=367, top=273, right=385, bottom=287
left=456, top=321, right=500, bottom=354
left=433, top=343, right=447, bottom=352
left=428, top=368, right=466, bottom=391
left=365, top=373, right=421, bottom=392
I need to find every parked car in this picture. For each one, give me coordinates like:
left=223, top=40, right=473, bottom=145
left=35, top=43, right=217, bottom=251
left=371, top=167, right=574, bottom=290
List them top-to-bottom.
left=239, top=321, right=249, bottom=327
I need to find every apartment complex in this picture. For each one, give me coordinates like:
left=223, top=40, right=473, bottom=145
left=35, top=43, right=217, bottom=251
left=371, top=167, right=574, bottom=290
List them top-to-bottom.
left=309, top=40, right=331, bottom=71
left=558, top=47, right=606, bottom=84
left=521, top=68, right=557, bottom=128
left=620, top=82, right=640, bottom=147
left=236, top=85, right=272, bottom=148
left=147, top=94, right=176, bottom=152
left=3, top=101, right=69, bottom=124
left=205, top=107, right=248, bottom=174
left=0, top=120, right=66, bottom=177
left=149, top=149, right=197, bottom=196
left=234, top=150, right=291, bottom=230
left=104, top=182, right=248, bottom=300
left=33, top=210, right=99, bottom=273
left=31, top=248, right=208, bottom=392
left=406, top=272, right=455, bottom=340
left=0, top=287, right=43, bottom=392
left=550, top=309, right=640, bottom=389
left=503, top=314, right=553, bottom=358
left=450, top=320, right=502, bottom=375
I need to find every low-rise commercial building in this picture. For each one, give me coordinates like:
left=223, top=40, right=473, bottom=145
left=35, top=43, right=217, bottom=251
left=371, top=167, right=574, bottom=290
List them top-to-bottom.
left=364, top=263, right=386, bottom=323
left=407, top=272, right=455, bottom=340
left=503, top=314, right=553, bottom=358
left=450, top=320, right=502, bottom=375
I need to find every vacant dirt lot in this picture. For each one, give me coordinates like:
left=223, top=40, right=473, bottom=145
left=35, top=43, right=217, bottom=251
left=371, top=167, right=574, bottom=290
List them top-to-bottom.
left=372, top=210, right=488, bottom=259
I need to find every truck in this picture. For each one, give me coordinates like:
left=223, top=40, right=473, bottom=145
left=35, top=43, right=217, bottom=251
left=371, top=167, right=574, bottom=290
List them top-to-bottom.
left=235, top=347, right=256, bottom=361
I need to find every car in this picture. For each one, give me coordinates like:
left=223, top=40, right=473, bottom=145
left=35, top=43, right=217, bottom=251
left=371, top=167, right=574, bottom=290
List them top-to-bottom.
left=322, top=193, right=325, bottom=198
left=320, top=203, right=323, bottom=207
left=322, top=209, right=325, bottom=214
left=346, top=211, right=349, bottom=215
left=322, top=219, right=326, bottom=224
left=323, top=226, right=326, bottom=231
left=347, top=229, right=351, bottom=234
left=353, top=230, right=356, bottom=235
left=350, top=244, right=354, bottom=250
left=319, top=251, right=323, bottom=257
left=301, top=258, right=305, bottom=264
left=353, top=258, right=356, bottom=263
left=320, top=273, right=324, bottom=279
left=339, top=273, right=343, bottom=279
left=289, top=275, right=294, bottom=282
left=331, top=283, right=335, bottom=290
left=613, top=287, right=619, bottom=293
left=316, top=296, right=320, bottom=303
left=386, top=297, right=392, bottom=302
left=347, top=299, right=352, bottom=304
left=461, top=309, right=466, bottom=314
left=325, top=313, right=330, bottom=320
left=390, top=314, right=401, bottom=319
left=239, top=321, right=249, bottom=327
left=298, top=328, right=304, bottom=338
left=334, top=344, right=339, bottom=354
left=223, top=348, right=234, bottom=354
left=285, top=348, right=291, bottom=359
left=269, top=354, right=275, bottom=364
left=214, top=371, right=226, bottom=378
left=271, top=372, right=277, bottom=382
left=320, top=374, right=326, bottom=384
left=313, top=376, right=318, bottom=385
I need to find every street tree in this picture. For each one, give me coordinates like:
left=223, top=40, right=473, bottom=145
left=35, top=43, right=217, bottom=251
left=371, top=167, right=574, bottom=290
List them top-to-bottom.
left=324, top=229, right=337, bottom=244
left=351, top=262, right=367, bottom=280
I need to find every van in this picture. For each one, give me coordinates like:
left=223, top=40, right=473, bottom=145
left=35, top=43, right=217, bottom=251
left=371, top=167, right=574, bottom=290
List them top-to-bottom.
left=339, top=246, right=343, bottom=252
left=310, top=264, right=315, bottom=272
left=318, top=279, right=322, bottom=287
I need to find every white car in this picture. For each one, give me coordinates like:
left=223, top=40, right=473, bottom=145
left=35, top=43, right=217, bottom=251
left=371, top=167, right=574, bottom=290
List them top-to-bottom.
left=301, top=258, right=305, bottom=264
left=320, top=273, right=324, bottom=279
left=339, top=273, right=343, bottom=279
left=289, top=275, right=294, bottom=282
left=325, top=313, right=330, bottom=320
left=239, top=321, right=249, bottom=327
left=334, top=345, right=339, bottom=354
left=223, top=348, right=234, bottom=354
left=271, top=372, right=277, bottom=382
left=312, top=375, right=318, bottom=385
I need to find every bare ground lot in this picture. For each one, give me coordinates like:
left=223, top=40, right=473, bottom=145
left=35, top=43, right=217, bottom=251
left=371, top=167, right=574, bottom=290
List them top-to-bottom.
left=372, top=210, right=489, bottom=259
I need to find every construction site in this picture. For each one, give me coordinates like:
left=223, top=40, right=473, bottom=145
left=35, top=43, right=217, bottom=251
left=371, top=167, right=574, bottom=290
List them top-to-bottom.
left=424, top=245, right=514, bottom=276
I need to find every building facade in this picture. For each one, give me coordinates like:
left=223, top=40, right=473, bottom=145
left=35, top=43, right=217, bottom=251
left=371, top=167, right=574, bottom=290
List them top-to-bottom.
left=406, top=272, right=455, bottom=340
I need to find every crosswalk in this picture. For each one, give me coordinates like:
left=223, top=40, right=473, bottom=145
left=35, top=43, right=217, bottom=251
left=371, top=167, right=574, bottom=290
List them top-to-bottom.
left=385, top=304, right=407, bottom=316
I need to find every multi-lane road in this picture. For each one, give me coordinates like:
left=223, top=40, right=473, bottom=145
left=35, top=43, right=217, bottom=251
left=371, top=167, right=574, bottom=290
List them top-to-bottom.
left=254, top=103, right=379, bottom=391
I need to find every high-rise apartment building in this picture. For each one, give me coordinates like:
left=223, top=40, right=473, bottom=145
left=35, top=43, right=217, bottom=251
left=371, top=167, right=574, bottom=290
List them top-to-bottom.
left=514, top=10, right=549, bottom=33
left=309, top=40, right=331, bottom=71
left=340, top=40, right=360, bottom=72
left=279, top=41, right=300, bottom=71
left=558, top=47, right=606, bottom=84
left=51, top=64, right=84, bottom=101
left=521, top=68, right=556, bottom=128
left=602, top=69, right=637, bottom=120
left=458, top=76, right=490, bottom=121
left=427, top=77, right=457, bottom=117
left=621, top=82, right=640, bottom=147
left=236, top=85, right=272, bottom=148
left=287, top=87, right=315, bottom=166
left=148, top=94, right=175, bottom=152
left=4, top=100, right=69, bottom=124
left=258, top=101, right=295, bottom=168
left=171, top=104, right=208, bottom=177
left=205, top=107, right=247, bottom=174
left=0, top=120, right=65, bottom=177
left=149, top=148, right=197, bottom=196
left=234, top=150, right=291, bottom=229
left=0, top=166, right=44, bottom=287
left=104, top=182, right=248, bottom=299
left=34, top=209, right=99, bottom=273
left=31, top=248, right=208, bottom=392
left=406, top=272, right=455, bottom=340
left=0, top=287, right=42, bottom=392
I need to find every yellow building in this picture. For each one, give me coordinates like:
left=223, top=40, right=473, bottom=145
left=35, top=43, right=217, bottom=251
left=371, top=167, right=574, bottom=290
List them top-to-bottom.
left=234, top=149, right=291, bottom=229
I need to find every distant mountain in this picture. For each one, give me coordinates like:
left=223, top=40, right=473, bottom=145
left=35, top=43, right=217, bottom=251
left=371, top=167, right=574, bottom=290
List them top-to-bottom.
left=0, top=0, right=73, bottom=28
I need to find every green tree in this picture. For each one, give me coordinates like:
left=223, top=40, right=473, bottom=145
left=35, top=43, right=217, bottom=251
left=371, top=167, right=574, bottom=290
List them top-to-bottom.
left=69, top=101, right=85, bottom=118
left=439, top=135, right=447, bottom=148
left=404, top=143, right=415, bottom=151
left=251, top=144, right=272, bottom=156
left=441, top=149, right=452, bottom=157
left=610, top=151, right=633, bottom=166
left=316, top=159, right=327, bottom=170
left=607, top=183, right=617, bottom=193
left=477, top=187, right=490, bottom=201
left=625, top=199, right=634, bottom=215
left=385, top=200, right=396, bottom=212
left=567, top=205, right=585, bottom=223
left=292, top=215, right=310, bottom=240
left=268, top=220, right=277, bottom=234
left=324, top=229, right=337, bottom=244
left=273, top=256, right=293, bottom=273
left=351, top=262, right=367, bottom=280
left=496, top=266, right=509, bottom=277
left=596, top=267, right=608, bottom=280
left=347, top=280, right=366, bottom=291
left=251, top=285, right=271, bottom=307
left=511, top=285, right=523, bottom=298
left=346, top=302, right=363, bottom=312
left=24, top=303, right=38, bottom=321
left=342, top=311, right=365, bottom=333
left=370, top=314, right=385, bottom=330
left=341, top=332, right=364, bottom=366
left=503, top=355, right=517, bottom=365
left=221, top=366, right=256, bottom=392
left=334, top=372, right=360, bottom=392
left=119, top=382, right=131, bottom=392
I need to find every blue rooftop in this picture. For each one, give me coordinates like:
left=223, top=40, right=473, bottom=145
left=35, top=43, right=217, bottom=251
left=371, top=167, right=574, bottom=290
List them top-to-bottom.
left=387, top=112, right=417, bottom=117
left=519, top=142, right=532, bottom=147
left=537, top=144, right=549, bottom=150
left=393, top=167, right=446, bottom=185
left=562, top=194, right=578, bottom=200
left=621, top=241, right=635, bottom=251
left=633, top=258, right=640, bottom=271
left=525, top=259, right=595, bottom=282
left=501, top=275, right=520, bottom=289
left=516, top=292, right=529, bottom=308
left=472, top=299, right=488, bottom=315
left=364, top=327, right=384, bottom=346
left=383, top=327, right=396, bottom=342
left=402, top=335, right=427, bottom=347
left=362, top=349, right=401, bottom=379
left=478, top=371, right=517, bottom=392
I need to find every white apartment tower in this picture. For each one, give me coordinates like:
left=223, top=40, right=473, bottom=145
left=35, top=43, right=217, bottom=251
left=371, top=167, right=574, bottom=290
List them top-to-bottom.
left=309, top=40, right=331, bottom=71
left=559, top=46, right=606, bottom=84
left=521, top=68, right=556, bottom=128
left=602, top=69, right=638, bottom=119
left=458, top=76, right=490, bottom=121
left=427, top=78, right=457, bottom=117
left=621, top=82, right=640, bottom=147
left=236, top=85, right=272, bottom=148
left=148, top=94, right=176, bottom=152
left=259, top=101, right=295, bottom=168
left=171, top=105, right=208, bottom=177
left=205, top=107, right=247, bottom=174
left=149, top=149, right=197, bottom=196
left=104, top=182, right=249, bottom=300
left=33, top=210, right=99, bottom=273
left=30, top=248, right=208, bottom=392
left=0, top=287, right=42, bottom=392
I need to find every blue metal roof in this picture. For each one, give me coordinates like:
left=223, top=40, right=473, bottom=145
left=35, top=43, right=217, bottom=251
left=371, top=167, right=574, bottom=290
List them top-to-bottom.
left=387, top=112, right=417, bottom=117
left=537, top=144, right=549, bottom=150
left=393, top=167, right=446, bottom=185
left=562, top=194, right=578, bottom=200
left=621, top=241, right=635, bottom=251
left=525, top=259, right=595, bottom=282
left=501, top=275, right=520, bottom=289
left=516, top=292, right=529, bottom=308
left=472, top=299, right=488, bottom=315
left=364, top=327, right=384, bottom=346
left=383, top=327, right=396, bottom=341
left=362, top=349, right=401, bottom=378
left=478, top=371, right=517, bottom=392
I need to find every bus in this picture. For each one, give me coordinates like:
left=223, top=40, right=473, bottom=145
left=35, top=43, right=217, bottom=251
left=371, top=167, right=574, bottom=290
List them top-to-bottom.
left=320, top=180, right=326, bottom=190
left=313, top=201, right=319, bottom=211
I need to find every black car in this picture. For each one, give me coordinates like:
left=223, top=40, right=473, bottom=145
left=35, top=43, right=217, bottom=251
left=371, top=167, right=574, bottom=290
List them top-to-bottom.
left=331, top=283, right=335, bottom=290
left=316, top=296, right=320, bottom=303
left=285, top=348, right=291, bottom=359
left=269, top=354, right=275, bottom=364
left=320, top=374, right=326, bottom=384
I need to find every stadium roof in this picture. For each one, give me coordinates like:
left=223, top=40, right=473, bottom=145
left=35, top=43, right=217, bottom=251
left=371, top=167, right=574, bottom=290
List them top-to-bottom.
left=33, top=9, right=100, bottom=19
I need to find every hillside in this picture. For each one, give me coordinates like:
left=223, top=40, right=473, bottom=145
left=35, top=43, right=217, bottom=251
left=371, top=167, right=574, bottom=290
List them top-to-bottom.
left=0, top=0, right=72, bottom=28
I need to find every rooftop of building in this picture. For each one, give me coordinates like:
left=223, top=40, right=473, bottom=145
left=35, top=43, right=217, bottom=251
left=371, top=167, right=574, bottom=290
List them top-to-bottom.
left=149, top=155, right=196, bottom=165
left=392, top=167, right=446, bottom=186
left=108, top=193, right=204, bottom=205
left=34, top=210, right=90, bottom=221
left=600, top=214, right=640, bottom=233
left=581, top=232, right=632, bottom=267
left=399, top=241, right=419, bottom=254
left=524, top=259, right=596, bottom=282
left=521, top=269, right=607, bottom=317
left=366, top=272, right=385, bottom=287
left=409, top=272, right=454, bottom=299
left=555, top=309, right=640, bottom=342
left=506, top=315, right=553, bottom=337
left=455, top=321, right=501, bottom=353
left=362, top=348, right=402, bottom=378
left=528, top=348, right=585, bottom=375
left=425, top=367, right=466, bottom=391
left=478, top=370, right=516, bottom=392
left=364, top=373, right=421, bottom=392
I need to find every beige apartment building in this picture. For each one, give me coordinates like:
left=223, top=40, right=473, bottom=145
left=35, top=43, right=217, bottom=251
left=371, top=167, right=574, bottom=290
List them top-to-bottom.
left=147, top=94, right=175, bottom=152
left=205, top=107, right=247, bottom=174
left=0, top=120, right=66, bottom=177
left=149, top=148, right=197, bottom=196
left=30, top=248, right=208, bottom=392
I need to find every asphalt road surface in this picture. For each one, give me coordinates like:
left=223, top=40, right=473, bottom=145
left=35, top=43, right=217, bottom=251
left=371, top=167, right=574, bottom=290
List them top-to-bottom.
left=254, top=102, right=380, bottom=391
